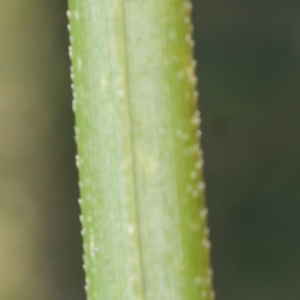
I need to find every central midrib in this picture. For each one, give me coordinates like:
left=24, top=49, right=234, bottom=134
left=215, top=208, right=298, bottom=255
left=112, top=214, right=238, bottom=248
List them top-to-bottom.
left=119, top=2, right=147, bottom=299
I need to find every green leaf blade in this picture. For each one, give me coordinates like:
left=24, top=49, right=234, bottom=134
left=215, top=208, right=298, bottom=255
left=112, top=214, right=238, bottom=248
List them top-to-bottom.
left=68, top=0, right=214, bottom=299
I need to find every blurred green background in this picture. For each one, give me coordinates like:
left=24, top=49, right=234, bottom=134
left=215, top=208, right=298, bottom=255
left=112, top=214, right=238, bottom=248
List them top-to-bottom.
left=0, top=0, right=299, bottom=299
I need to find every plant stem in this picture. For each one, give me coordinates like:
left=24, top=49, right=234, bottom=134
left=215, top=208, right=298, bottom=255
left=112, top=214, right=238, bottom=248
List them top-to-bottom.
left=68, top=0, right=214, bottom=299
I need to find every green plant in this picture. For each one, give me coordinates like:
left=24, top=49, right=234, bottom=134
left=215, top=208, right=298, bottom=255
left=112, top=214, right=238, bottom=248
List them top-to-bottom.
left=68, top=0, right=214, bottom=299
